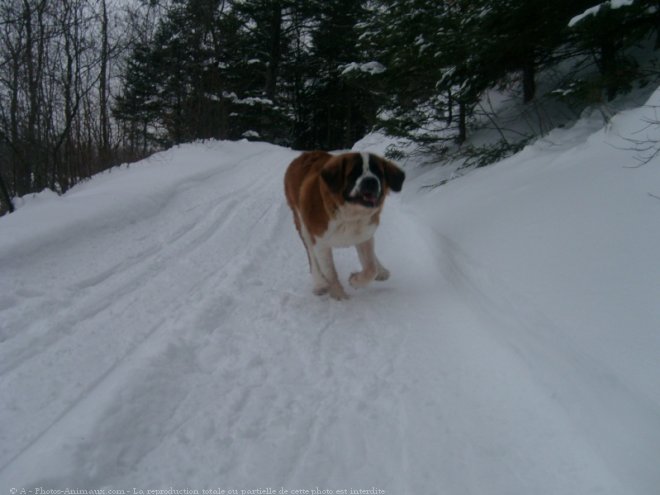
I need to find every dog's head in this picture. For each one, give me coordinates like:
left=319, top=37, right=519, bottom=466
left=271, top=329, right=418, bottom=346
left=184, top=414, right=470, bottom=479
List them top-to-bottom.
left=320, top=152, right=405, bottom=208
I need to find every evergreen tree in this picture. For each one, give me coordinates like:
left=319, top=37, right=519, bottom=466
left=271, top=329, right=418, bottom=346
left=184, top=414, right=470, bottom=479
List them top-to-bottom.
left=112, top=0, right=660, bottom=162
left=115, top=0, right=242, bottom=146
left=115, top=0, right=308, bottom=146
left=153, top=0, right=234, bottom=143
left=228, top=0, right=303, bottom=144
left=295, top=0, right=376, bottom=149
left=362, top=0, right=492, bottom=144
left=568, top=0, right=660, bottom=101
left=113, top=42, right=161, bottom=153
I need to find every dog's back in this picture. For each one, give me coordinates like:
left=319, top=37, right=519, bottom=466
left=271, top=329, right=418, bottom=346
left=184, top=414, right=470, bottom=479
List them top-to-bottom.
left=284, top=151, right=330, bottom=232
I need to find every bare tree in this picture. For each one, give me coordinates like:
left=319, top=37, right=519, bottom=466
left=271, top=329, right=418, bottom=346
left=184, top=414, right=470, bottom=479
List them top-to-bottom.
left=0, top=0, right=130, bottom=212
left=99, top=0, right=110, bottom=164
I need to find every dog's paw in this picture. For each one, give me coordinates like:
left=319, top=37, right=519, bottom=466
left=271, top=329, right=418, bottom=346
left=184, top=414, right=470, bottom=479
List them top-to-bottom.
left=375, top=267, right=390, bottom=281
left=349, top=268, right=379, bottom=288
left=349, top=271, right=369, bottom=288
left=328, top=284, right=350, bottom=301
left=313, top=285, right=329, bottom=296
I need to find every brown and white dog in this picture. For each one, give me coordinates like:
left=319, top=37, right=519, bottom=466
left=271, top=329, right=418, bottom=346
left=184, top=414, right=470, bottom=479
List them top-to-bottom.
left=284, top=151, right=405, bottom=300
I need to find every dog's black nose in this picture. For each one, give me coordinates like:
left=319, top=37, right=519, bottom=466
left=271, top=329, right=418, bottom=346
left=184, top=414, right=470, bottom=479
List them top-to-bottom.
left=360, top=177, right=380, bottom=194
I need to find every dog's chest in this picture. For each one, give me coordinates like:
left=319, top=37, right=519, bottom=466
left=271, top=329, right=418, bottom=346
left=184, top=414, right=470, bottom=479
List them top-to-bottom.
left=320, top=209, right=378, bottom=247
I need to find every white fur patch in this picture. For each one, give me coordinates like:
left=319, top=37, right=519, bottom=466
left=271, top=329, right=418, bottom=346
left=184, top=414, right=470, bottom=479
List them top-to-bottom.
left=349, top=153, right=381, bottom=199
left=318, top=204, right=379, bottom=248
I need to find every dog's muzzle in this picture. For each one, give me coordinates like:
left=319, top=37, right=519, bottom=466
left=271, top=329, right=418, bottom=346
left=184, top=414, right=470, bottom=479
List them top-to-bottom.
left=355, top=177, right=381, bottom=207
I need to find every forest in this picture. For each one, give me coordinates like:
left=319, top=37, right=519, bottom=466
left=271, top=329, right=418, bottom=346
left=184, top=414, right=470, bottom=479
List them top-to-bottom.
left=1, top=0, right=659, bottom=213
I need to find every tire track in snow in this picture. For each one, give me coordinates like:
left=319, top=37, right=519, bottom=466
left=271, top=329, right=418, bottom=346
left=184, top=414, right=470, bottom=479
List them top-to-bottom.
left=0, top=146, right=278, bottom=364
left=0, top=147, right=297, bottom=480
left=0, top=163, right=262, bottom=389
left=0, top=164, right=249, bottom=374
left=69, top=181, right=411, bottom=488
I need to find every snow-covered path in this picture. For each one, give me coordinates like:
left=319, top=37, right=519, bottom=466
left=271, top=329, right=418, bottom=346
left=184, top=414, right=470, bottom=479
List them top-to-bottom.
left=1, top=115, right=659, bottom=494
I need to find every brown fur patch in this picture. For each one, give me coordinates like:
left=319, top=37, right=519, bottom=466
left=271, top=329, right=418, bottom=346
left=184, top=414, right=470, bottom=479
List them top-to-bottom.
left=285, top=151, right=344, bottom=239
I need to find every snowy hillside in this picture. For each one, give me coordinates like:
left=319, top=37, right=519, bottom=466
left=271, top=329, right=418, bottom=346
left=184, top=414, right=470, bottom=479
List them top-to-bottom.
left=1, top=89, right=660, bottom=495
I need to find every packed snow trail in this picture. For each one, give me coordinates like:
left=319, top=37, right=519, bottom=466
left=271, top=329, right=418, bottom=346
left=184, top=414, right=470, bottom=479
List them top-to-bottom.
left=0, top=126, right=659, bottom=494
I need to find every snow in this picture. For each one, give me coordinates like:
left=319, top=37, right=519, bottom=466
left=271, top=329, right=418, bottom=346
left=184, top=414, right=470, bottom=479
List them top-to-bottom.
left=569, top=0, right=636, bottom=27
left=340, top=62, right=386, bottom=76
left=2, top=88, right=660, bottom=494
left=222, top=92, right=274, bottom=107
left=242, top=131, right=261, bottom=139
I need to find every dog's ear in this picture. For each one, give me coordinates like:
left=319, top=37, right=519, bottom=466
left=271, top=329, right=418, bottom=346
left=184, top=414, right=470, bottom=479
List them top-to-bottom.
left=320, top=156, right=345, bottom=194
left=381, top=158, right=405, bottom=192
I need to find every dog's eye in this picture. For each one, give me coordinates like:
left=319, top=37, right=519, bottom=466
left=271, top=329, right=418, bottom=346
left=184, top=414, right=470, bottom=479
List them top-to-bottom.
left=368, top=157, right=384, bottom=179
left=347, top=165, right=362, bottom=184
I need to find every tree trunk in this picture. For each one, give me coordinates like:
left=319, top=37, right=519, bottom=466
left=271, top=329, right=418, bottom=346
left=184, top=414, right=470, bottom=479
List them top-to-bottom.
left=22, top=0, right=37, bottom=194
left=63, top=0, right=74, bottom=192
left=99, top=0, right=110, bottom=164
left=264, top=1, right=282, bottom=102
left=9, top=34, right=22, bottom=196
left=600, top=38, right=617, bottom=101
left=522, top=60, right=536, bottom=103
left=446, top=90, right=453, bottom=126
left=457, top=100, right=467, bottom=144
left=0, top=173, right=15, bottom=214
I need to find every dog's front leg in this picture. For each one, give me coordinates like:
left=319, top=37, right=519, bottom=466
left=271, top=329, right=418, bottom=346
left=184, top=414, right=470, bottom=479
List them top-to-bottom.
left=350, top=238, right=379, bottom=288
left=350, top=238, right=390, bottom=286
left=314, top=245, right=348, bottom=300
left=308, top=249, right=330, bottom=295
left=374, top=257, right=390, bottom=281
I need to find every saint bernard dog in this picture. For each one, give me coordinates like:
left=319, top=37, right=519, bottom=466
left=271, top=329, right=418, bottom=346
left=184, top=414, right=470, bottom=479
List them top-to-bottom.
left=284, top=150, right=405, bottom=300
